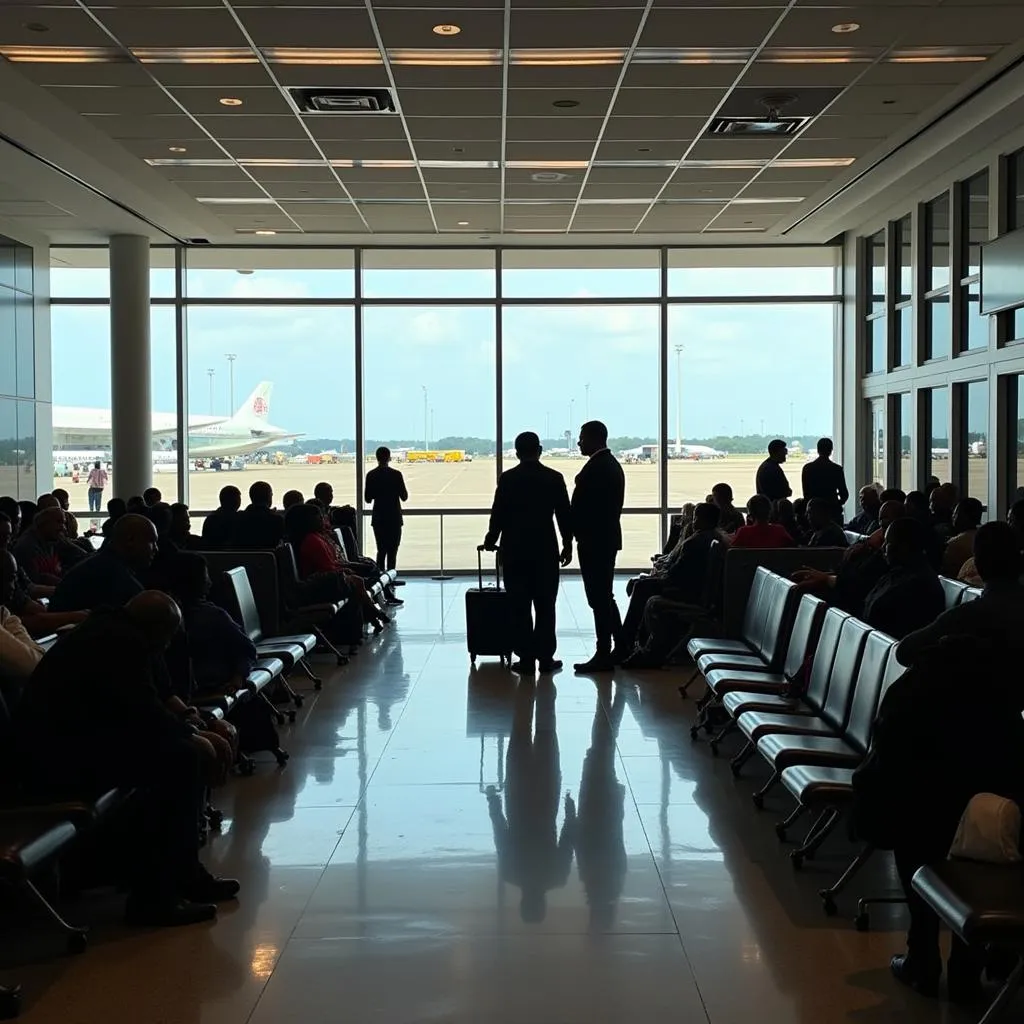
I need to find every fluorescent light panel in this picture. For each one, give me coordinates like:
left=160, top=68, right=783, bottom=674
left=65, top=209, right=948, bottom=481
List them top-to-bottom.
left=0, top=44, right=996, bottom=66
left=146, top=157, right=852, bottom=170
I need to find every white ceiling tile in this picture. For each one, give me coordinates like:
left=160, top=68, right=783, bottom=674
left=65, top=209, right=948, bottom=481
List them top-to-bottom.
left=234, top=6, right=376, bottom=48
left=89, top=7, right=250, bottom=47
left=640, top=7, right=785, bottom=47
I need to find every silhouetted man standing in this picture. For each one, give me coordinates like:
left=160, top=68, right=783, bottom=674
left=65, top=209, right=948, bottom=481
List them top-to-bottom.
left=570, top=420, right=625, bottom=673
left=484, top=431, right=571, bottom=674
left=801, top=437, right=849, bottom=522
left=755, top=439, right=792, bottom=503
left=364, top=446, right=408, bottom=574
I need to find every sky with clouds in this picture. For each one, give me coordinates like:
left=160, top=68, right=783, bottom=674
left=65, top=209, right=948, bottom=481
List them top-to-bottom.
left=49, top=261, right=837, bottom=447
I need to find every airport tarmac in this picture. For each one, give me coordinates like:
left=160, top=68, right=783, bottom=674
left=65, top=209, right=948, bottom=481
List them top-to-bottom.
left=54, top=453, right=988, bottom=571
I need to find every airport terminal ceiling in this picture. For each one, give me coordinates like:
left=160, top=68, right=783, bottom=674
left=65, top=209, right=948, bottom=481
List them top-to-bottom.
left=1, top=2, right=1024, bottom=245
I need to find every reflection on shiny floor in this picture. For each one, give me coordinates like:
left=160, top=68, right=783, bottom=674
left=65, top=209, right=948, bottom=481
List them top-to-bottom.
left=11, top=581, right=975, bottom=1023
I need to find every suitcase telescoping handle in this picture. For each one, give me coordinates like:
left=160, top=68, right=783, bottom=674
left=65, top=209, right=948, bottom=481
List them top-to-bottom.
left=476, top=544, right=501, bottom=589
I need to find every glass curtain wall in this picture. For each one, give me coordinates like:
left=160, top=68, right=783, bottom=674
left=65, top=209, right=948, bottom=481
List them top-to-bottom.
left=49, top=246, right=839, bottom=570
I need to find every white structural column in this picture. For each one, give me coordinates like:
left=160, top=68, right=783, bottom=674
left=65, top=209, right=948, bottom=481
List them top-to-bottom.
left=109, top=234, right=151, bottom=500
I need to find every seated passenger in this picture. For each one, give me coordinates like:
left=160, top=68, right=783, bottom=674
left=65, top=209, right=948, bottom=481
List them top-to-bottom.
left=232, top=481, right=285, bottom=550
left=929, top=482, right=958, bottom=544
left=710, top=484, right=744, bottom=535
left=846, top=485, right=881, bottom=535
left=200, top=486, right=241, bottom=550
left=143, top=487, right=162, bottom=507
left=50, top=488, right=78, bottom=539
left=281, top=490, right=305, bottom=511
left=731, top=494, right=794, bottom=548
left=126, top=495, right=147, bottom=514
left=0, top=497, right=22, bottom=539
left=101, top=497, right=127, bottom=539
left=805, top=497, right=849, bottom=548
left=941, top=497, right=983, bottom=578
left=771, top=498, right=801, bottom=543
left=958, top=498, right=1024, bottom=586
left=793, top=500, right=906, bottom=615
left=285, top=502, right=389, bottom=633
left=168, top=503, right=202, bottom=552
left=621, top=503, right=721, bottom=668
left=662, top=503, right=695, bottom=555
left=12, top=506, right=88, bottom=586
left=49, top=513, right=156, bottom=612
left=0, top=518, right=88, bottom=637
left=861, top=518, right=945, bottom=639
left=897, top=521, right=1024, bottom=667
left=0, top=553, right=46, bottom=702
left=168, top=553, right=257, bottom=698
left=13, top=591, right=240, bottom=927
left=854, top=633, right=1024, bottom=1003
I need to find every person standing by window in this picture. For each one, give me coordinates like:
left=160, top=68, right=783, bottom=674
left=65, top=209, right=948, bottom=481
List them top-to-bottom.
left=364, top=447, right=408, bottom=585
left=86, top=461, right=108, bottom=514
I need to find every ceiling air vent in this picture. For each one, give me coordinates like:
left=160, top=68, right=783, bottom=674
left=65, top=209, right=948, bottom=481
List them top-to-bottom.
left=289, top=87, right=396, bottom=114
left=709, top=93, right=809, bottom=138
left=708, top=115, right=808, bottom=137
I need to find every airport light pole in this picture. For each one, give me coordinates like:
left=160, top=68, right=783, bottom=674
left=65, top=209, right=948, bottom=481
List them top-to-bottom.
left=674, top=343, right=684, bottom=456
left=226, top=352, right=236, bottom=413
left=207, top=368, right=215, bottom=415
left=584, top=382, right=590, bottom=424
left=422, top=385, right=428, bottom=451
left=569, top=398, right=575, bottom=441
left=789, top=402, right=794, bottom=439
left=430, top=407, right=435, bottom=449
left=545, top=411, right=550, bottom=444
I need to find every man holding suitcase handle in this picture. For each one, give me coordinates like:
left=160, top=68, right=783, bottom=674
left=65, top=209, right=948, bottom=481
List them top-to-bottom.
left=482, top=431, right=572, bottom=674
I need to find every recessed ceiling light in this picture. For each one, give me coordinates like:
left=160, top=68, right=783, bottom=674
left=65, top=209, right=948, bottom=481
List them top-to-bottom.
left=24, top=22, right=49, bottom=33
left=831, top=22, right=860, bottom=34
left=432, top=24, right=461, bottom=36
left=219, top=96, right=243, bottom=106
left=552, top=99, right=579, bottom=108
left=882, top=99, right=896, bottom=105
left=168, top=145, right=187, bottom=153
left=457, top=220, right=469, bottom=226
left=254, top=229, right=276, bottom=236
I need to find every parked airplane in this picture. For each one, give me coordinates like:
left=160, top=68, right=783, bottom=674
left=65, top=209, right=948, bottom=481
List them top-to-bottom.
left=52, top=382, right=302, bottom=459
left=622, top=443, right=727, bottom=462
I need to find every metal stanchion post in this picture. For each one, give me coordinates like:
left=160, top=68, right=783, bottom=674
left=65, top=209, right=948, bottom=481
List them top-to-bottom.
left=432, top=512, right=454, bottom=581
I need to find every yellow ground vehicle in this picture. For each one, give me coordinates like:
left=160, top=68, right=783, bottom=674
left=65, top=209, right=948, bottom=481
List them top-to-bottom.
left=406, top=450, right=467, bottom=463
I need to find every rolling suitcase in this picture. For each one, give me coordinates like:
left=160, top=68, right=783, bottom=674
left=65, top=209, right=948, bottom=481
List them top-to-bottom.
left=466, top=546, right=513, bottom=667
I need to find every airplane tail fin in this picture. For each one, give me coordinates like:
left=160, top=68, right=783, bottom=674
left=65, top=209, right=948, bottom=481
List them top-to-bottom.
left=227, top=382, right=273, bottom=427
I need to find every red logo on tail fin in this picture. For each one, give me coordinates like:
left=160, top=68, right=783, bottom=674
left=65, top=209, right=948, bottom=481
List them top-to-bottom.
left=252, top=396, right=268, bottom=416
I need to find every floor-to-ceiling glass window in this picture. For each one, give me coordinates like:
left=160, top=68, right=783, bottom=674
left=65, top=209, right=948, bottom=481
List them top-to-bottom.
left=925, top=192, right=952, bottom=361
left=50, top=244, right=839, bottom=570
left=667, top=249, right=837, bottom=514
left=961, top=380, right=989, bottom=511
left=927, top=386, right=950, bottom=485
left=897, top=393, right=914, bottom=495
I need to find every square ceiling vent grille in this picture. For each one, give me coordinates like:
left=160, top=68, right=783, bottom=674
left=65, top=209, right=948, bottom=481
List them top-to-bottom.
left=288, top=87, right=396, bottom=114
left=708, top=115, right=809, bottom=137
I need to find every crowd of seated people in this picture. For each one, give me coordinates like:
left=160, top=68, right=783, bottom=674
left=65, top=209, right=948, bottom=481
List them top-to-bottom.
left=0, top=475, right=401, bottom=933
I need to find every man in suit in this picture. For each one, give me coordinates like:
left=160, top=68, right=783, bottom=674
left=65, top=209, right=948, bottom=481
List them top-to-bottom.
left=570, top=420, right=625, bottom=673
left=483, top=432, right=571, bottom=675
left=755, top=439, right=793, bottom=503
left=364, top=447, right=408, bottom=580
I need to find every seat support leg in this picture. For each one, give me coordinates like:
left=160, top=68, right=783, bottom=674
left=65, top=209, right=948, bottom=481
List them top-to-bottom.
left=313, top=627, right=349, bottom=667
left=296, top=657, right=323, bottom=689
left=678, top=668, right=700, bottom=699
left=730, top=740, right=755, bottom=776
left=751, top=769, right=780, bottom=808
left=775, top=801, right=807, bottom=841
left=794, top=808, right=838, bottom=856
left=819, top=844, right=875, bottom=904
left=22, top=879, right=87, bottom=945
left=978, top=957, right=1024, bottom=1024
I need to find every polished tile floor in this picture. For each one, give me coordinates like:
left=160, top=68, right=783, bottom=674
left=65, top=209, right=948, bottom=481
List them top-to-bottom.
left=10, top=581, right=981, bottom=1023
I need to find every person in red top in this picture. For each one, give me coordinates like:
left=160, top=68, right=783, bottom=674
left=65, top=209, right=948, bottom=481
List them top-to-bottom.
left=731, top=494, right=795, bottom=549
left=285, top=503, right=389, bottom=634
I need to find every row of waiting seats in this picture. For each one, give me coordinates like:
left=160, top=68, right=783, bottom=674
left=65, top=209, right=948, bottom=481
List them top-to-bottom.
left=0, top=527, right=396, bottom=977
left=681, top=566, right=1024, bottom=1022
left=683, top=567, right=983, bottom=926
